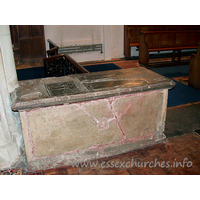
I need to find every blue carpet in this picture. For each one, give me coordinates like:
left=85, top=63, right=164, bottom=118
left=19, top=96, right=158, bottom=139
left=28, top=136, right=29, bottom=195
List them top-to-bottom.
left=17, top=63, right=121, bottom=81
left=83, top=63, right=121, bottom=72
left=150, top=65, right=200, bottom=107
left=150, top=65, right=189, bottom=78
left=17, top=67, right=45, bottom=81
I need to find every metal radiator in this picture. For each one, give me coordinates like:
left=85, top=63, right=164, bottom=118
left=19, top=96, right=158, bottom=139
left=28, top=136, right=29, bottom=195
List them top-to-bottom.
left=58, top=44, right=103, bottom=54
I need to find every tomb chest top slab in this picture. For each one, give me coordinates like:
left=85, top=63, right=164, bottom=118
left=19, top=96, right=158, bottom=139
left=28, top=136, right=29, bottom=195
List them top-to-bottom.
left=12, top=67, right=175, bottom=111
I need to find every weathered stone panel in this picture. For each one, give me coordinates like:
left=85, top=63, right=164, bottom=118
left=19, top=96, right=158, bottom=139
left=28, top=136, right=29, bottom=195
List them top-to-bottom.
left=112, top=91, right=164, bottom=139
left=26, top=99, right=123, bottom=158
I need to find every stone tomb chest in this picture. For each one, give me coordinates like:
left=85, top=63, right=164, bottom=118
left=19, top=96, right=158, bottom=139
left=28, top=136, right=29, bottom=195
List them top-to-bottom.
left=12, top=67, right=175, bottom=172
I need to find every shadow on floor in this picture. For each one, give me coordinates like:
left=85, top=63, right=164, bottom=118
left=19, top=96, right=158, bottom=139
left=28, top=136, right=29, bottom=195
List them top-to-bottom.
left=165, top=102, right=200, bottom=138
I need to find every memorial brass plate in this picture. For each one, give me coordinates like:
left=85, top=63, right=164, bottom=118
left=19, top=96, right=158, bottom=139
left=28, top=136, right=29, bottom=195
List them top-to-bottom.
left=83, top=79, right=147, bottom=90
left=45, top=82, right=82, bottom=96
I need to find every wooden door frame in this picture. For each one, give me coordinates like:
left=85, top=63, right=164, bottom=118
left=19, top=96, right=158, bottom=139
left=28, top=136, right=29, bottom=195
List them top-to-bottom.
left=10, top=25, right=46, bottom=63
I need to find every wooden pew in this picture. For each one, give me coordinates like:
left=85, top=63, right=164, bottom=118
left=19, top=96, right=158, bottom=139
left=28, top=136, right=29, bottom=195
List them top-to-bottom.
left=124, top=25, right=200, bottom=59
left=124, top=25, right=161, bottom=59
left=139, top=30, right=200, bottom=66
left=188, top=44, right=200, bottom=90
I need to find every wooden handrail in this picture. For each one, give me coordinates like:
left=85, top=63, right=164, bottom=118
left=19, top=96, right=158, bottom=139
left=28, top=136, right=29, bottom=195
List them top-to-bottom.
left=46, top=39, right=59, bottom=57
left=47, top=39, right=58, bottom=48
left=46, top=47, right=59, bottom=57
left=43, top=54, right=89, bottom=77
left=43, top=54, right=64, bottom=62
left=64, top=54, right=89, bottom=73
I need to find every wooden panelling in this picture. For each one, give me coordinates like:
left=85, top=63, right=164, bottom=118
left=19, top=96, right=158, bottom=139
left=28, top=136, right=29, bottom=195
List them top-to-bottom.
left=10, top=25, right=46, bottom=63
left=18, top=25, right=30, bottom=38
left=31, top=25, right=44, bottom=37
left=139, top=31, right=200, bottom=66
left=20, top=38, right=33, bottom=59
left=32, top=38, right=46, bottom=58
left=188, top=44, right=200, bottom=90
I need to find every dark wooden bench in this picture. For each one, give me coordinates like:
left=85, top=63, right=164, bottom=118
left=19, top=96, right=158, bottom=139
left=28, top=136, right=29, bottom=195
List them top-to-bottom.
left=124, top=25, right=200, bottom=60
left=124, top=25, right=166, bottom=59
left=139, top=30, right=200, bottom=66
left=188, top=43, right=200, bottom=90
left=43, top=54, right=89, bottom=77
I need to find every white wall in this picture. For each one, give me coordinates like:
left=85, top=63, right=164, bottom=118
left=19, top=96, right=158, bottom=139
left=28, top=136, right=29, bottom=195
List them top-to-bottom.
left=44, top=25, right=124, bottom=62
left=110, top=25, right=124, bottom=59
left=0, top=26, right=23, bottom=169
left=0, top=26, right=19, bottom=93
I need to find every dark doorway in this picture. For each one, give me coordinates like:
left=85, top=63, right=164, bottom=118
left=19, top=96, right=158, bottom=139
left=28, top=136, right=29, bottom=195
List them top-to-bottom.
left=10, top=25, right=46, bottom=63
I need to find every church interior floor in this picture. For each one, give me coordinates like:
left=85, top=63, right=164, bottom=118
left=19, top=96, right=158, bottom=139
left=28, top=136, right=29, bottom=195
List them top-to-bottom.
left=15, top=55, right=190, bottom=70
left=15, top=56, right=200, bottom=175
left=15, top=58, right=140, bottom=70
left=16, top=61, right=44, bottom=70
left=25, top=132, right=200, bottom=175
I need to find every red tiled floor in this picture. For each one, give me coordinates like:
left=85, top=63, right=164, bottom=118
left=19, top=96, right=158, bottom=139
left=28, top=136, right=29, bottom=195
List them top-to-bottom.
left=25, top=132, right=200, bottom=175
